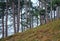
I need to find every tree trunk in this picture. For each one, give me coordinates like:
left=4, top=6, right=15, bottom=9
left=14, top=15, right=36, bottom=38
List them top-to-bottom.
left=5, top=0, right=8, bottom=37
left=17, top=0, right=20, bottom=32
left=24, top=0, right=28, bottom=29
left=29, top=0, right=31, bottom=28
left=50, top=0, right=53, bottom=21
left=12, top=1, right=16, bottom=33
left=39, top=1, right=42, bottom=25
left=45, top=3, right=49, bottom=24
left=2, top=6, right=5, bottom=38
left=56, top=6, right=60, bottom=19
left=59, top=6, right=60, bottom=18
left=20, top=9, right=24, bottom=32
left=54, top=10, right=55, bottom=20
left=31, top=15, right=33, bottom=28
left=40, top=15, right=42, bottom=25
left=2, top=16, right=4, bottom=38
left=37, top=16, right=38, bottom=26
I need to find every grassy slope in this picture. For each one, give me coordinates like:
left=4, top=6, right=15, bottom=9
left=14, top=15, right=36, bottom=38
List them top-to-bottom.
left=0, top=19, right=60, bottom=41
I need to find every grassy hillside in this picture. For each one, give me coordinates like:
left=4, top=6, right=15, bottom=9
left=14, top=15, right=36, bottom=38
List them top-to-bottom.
left=0, top=19, right=60, bottom=41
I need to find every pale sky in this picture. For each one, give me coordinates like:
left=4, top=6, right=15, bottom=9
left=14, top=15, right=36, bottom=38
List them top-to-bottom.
left=31, top=0, right=39, bottom=6
left=31, top=0, right=38, bottom=3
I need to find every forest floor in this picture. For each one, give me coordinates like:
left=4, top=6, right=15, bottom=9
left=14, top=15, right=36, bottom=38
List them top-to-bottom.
left=0, top=19, right=60, bottom=41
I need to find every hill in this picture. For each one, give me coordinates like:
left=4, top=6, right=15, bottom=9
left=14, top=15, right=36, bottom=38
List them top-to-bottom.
left=0, top=19, right=60, bottom=41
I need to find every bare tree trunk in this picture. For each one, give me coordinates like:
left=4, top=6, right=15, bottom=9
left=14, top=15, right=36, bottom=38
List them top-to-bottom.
left=5, top=0, right=8, bottom=37
left=17, top=0, right=20, bottom=32
left=24, top=0, right=28, bottom=29
left=29, top=0, right=31, bottom=28
left=50, top=0, right=53, bottom=21
left=12, top=1, right=16, bottom=33
left=39, top=1, right=42, bottom=25
left=45, top=3, right=49, bottom=24
left=45, top=5, right=48, bottom=23
left=2, top=6, right=5, bottom=38
left=56, top=6, right=60, bottom=19
left=56, top=6, right=59, bottom=19
left=59, top=6, right=60, bottom=18
left=21, top=10, right=24, bottom=32
left=54, top=10, right=55, bottom=20
left=31, top=15, right=33, bottom=28
left=2, top=16, right=4, bottom=38
left=30, top=16, right=31, bottom=28
left=37, top=16, right=38, bottom=26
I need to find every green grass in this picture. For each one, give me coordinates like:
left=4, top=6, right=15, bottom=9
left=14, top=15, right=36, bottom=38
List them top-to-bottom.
left=0, top=19, right=60, bottom=41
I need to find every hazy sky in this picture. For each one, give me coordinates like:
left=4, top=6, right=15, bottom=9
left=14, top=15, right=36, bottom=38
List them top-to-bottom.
left=31, top=0, right=39, bottom=6
left=31, top=0, right=38, bottom=3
